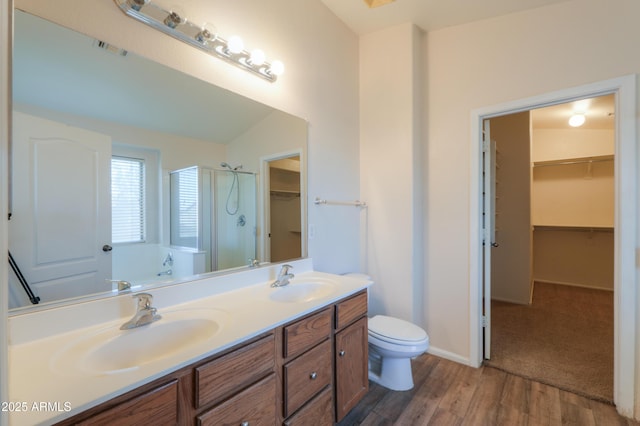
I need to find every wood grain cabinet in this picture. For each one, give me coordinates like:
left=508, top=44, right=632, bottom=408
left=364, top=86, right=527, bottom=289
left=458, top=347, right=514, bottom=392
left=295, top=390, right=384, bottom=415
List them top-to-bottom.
left=56, top=290, right=369, bottom=425
left=334, top=292, right=369, bottom=422
left=280, top=307, right=333, bottom=424
left=197, top=373, right=276, bottom=426
left=75, top=380, right=179, bottom=426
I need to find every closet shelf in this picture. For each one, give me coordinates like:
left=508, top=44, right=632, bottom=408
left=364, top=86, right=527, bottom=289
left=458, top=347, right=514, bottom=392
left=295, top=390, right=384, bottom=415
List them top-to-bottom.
left=532, top=155, right=613, bottom=168
left=270, top=189, right=300, bottom=197
left=533, top=224, right=613, bottom=233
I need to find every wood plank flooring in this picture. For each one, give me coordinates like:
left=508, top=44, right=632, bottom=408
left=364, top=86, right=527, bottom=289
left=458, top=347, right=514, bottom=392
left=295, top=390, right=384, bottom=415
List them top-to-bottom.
left=337, top=354, right=639, bottom=426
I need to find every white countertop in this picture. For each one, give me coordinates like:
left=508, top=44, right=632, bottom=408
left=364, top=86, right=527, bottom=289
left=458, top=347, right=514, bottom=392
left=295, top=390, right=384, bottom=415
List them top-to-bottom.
left=7, top=259, right=371, bottom=425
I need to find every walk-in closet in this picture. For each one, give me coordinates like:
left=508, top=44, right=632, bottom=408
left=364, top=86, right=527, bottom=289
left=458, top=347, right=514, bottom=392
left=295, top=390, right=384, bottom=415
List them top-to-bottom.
left=486, top=94, right=615, bottom=402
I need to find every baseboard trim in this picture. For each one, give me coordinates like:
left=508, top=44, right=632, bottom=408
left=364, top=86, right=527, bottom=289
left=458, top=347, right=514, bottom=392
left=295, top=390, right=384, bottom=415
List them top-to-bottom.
left=534, top=279, right=613, bottom=292
left=491, top=296, right=530, bottom=305
left=427, top=346, right=474, bottom=367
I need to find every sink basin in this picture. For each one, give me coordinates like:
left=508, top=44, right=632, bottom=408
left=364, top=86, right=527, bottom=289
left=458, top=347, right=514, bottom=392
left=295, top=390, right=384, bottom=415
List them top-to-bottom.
left=269, top=279, right=336, bottom=303
left=51, top=308, right=228, bottom=376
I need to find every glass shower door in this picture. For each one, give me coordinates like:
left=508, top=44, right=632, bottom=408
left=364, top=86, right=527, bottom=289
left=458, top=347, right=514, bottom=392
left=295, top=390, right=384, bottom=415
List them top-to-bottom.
left=214, top=169, right=257, bottom=270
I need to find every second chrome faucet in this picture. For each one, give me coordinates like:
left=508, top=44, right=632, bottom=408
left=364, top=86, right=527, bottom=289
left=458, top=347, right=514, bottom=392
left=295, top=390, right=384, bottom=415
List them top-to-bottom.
left=271, top=264, right=294, bottom=287
left=120, top=293, right=162, bottom=330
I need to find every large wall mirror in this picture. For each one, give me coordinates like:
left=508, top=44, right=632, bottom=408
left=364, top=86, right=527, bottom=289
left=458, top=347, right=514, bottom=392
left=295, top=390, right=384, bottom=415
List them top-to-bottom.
left=9, top=10, right=307, bottom=312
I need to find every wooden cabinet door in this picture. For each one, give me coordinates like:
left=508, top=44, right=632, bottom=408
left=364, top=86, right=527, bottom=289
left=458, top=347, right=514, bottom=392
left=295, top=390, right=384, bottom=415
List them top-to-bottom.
left=335, top=316, right=368, bottom=422
left=77, top=380, right=178, bottom=426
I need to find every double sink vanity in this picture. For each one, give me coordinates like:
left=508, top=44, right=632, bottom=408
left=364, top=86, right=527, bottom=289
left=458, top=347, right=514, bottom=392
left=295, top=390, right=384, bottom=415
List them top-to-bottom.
left=7, top=259, right=371, bottom=425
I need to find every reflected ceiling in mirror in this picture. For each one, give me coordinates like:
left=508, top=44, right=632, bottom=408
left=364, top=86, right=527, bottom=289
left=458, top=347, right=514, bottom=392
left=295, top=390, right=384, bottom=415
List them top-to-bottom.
left=9, top=10, right=308, bottom=313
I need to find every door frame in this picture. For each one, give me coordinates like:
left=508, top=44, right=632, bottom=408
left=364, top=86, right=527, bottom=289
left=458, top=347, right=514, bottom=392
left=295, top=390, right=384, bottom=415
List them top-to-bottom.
left=469, top=75, right=637, bottom=417
left=259, top=149, right=306, bottom=263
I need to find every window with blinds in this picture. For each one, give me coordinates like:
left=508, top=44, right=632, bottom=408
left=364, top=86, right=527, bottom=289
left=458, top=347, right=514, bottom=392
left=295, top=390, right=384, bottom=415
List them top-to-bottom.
left=112, top=156, right=146, bottom=243
left=169, top=166, right=199, bottom=248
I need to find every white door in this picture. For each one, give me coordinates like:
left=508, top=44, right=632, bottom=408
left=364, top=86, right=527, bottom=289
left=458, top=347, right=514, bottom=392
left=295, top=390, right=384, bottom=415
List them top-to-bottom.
left=9, top=112, right=112, bottom=304
left=482, top=119, right=497, bottom=359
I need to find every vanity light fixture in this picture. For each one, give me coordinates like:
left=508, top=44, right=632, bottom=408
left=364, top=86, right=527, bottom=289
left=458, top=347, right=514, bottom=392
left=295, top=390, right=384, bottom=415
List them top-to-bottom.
left=115, top=0, right=284, bottom=82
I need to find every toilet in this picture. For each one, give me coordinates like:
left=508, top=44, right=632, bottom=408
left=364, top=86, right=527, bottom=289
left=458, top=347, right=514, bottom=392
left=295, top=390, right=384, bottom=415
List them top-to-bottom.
left=342, top=273, right=429, bottom=391
left=367, top=315, right=430, bottom=391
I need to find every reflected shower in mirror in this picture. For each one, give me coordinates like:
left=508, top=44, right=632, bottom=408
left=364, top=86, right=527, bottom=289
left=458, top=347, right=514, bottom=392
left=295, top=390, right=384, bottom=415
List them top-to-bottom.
left=9, top=10, right=307, bottom=311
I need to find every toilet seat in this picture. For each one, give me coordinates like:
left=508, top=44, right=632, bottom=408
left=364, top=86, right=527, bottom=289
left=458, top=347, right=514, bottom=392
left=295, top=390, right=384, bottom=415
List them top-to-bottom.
left=368, top=315, right=428, bottom=346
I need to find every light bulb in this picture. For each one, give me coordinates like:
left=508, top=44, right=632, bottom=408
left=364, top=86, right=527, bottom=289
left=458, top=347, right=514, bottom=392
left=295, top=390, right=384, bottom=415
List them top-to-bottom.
left=128, top=0, right=149, bottom=11
left=163, top=5, right=186, bottom=28
left=196, top=22, right=217, bottom=44
left=227, top=36, right=244, bottom=54
left=249, top=49, right=266, bottom=66
left=268, top=60, right=285, bottom=76
left=568, top=113, right=585, bottom=127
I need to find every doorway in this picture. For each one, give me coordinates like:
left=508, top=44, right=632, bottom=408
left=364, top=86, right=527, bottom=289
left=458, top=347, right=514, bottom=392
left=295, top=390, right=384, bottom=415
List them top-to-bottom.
left=469, top=75, right=637, bottom=417
left=484, top=94, right=615, bottom=401
left=261, top=153, right=304, bottom=263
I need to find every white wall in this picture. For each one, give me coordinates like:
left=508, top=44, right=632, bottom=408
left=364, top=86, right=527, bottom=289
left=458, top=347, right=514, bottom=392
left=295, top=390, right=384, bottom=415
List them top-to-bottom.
left=423, top=0, right=639, bottom=415
left=360, top=23, right=423, bottom=323
left=490, top=112, right=532, bottom=305
left=531, top=126, right=615, bottom=290
left=532, top=128, right=614, bottom=162
left=533, top=228, right=614, bottom=290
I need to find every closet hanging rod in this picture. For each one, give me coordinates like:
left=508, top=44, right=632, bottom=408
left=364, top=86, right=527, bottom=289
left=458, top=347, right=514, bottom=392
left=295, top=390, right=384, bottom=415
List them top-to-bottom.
left=533, top=156, right=614, bottom=168
left=314, top=197, right=367, bottom=208
left=533, top=225, right=613, bottom=233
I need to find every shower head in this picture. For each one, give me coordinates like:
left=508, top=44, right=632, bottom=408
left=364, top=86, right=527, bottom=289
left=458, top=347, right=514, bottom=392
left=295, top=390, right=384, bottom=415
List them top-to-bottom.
left=220, top=162, right=243, bottom=171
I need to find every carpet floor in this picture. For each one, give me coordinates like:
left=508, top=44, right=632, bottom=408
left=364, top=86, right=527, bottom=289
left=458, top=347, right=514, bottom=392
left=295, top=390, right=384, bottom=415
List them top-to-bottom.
left=485, top=282, right=614, bottom=403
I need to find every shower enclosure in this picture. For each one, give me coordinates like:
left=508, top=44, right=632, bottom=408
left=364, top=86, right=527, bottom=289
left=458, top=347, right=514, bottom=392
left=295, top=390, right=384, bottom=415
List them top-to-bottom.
left=169, top=166, right=257, bottom=272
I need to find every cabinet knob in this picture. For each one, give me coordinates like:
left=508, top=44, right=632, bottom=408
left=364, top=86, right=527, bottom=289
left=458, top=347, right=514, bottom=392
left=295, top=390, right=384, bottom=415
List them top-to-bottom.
left=339, top=350, right=346, bottom=357
left=310, top=372, right=317, bottom=380
left=241, top=422, right=249, bottom=426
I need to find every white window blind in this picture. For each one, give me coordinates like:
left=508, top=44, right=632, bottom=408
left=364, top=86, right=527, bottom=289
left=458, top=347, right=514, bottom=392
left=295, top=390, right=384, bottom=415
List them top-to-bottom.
left=112, top=156, right=146, bottom=243
left=170, top=167, right=199, bottom=248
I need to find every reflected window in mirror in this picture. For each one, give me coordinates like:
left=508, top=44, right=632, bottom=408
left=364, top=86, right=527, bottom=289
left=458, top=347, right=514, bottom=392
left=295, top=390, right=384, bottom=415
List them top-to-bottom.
left=111, top=156, right=146, bottom=243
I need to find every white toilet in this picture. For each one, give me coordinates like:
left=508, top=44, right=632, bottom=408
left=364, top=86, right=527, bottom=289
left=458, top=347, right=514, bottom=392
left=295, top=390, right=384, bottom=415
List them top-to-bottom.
left=367, top=315, right=430, bottom=391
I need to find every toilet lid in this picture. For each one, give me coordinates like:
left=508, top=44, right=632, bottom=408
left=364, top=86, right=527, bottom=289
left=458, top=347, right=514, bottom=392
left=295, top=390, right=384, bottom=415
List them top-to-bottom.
left=369, top=315, right=427, bottom=343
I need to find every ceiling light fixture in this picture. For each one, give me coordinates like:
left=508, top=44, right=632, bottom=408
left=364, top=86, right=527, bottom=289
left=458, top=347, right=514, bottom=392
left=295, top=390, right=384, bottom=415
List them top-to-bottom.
left=116, top=0, right=284, bottom=82
left=363, top=0, right=396, bottom=8
left=568, top=113, right=586, bottom=127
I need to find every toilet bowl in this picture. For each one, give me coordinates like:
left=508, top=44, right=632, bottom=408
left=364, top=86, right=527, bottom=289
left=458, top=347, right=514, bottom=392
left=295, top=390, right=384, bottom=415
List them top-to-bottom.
left=368, top=315, right=429, bottom=391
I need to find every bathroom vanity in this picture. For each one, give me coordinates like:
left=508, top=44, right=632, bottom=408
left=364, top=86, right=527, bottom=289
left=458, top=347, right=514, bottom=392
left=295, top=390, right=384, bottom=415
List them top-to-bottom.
left=7, top=260, right=370, bottom=425
left=54, top=291, right=367, bottom=425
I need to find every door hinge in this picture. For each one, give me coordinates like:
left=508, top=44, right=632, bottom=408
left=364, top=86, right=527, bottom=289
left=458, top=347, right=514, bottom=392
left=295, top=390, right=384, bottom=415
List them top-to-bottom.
left=482, top=139, right=490, bottom=153
left=482, top=316, right=488, bottom=327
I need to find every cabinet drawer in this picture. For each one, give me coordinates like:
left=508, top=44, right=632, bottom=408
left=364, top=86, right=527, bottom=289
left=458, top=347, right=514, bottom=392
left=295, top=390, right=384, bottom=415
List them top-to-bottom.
left=335, top=291, right=367, bottom=330
left=283, top=308, right=332, bottom=359
left=195, top=334, right=274, bottom=408
left=283, top=339, right=332, bottom=417
left=197, top=373, right=276, bottom=426
left=77, top=380, right=177, bottom=426
left=284, top=386, right=333, bottom=426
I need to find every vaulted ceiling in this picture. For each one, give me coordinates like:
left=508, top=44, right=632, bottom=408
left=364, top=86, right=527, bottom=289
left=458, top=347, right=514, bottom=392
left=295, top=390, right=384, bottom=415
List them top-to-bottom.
left=320, top=0, right=573, bottom=35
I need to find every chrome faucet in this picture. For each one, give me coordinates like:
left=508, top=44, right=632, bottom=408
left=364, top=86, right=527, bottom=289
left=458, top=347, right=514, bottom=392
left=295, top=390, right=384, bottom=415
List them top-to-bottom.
left=271, top=264, right=294, bottom=287
left=108, top=279, right=132, bottom=292
left=120, top=293, right=162, bottom=330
